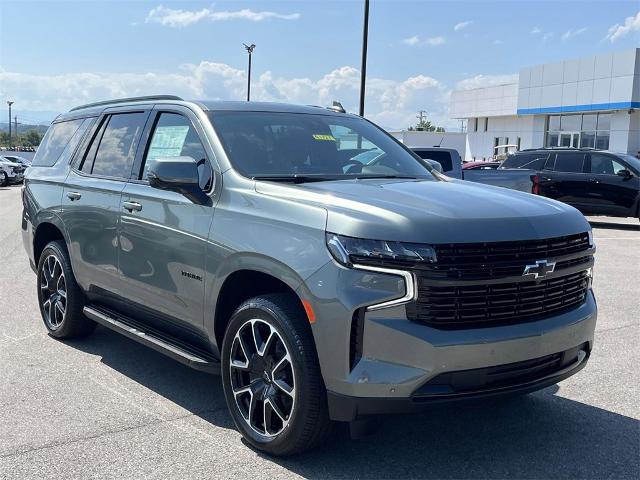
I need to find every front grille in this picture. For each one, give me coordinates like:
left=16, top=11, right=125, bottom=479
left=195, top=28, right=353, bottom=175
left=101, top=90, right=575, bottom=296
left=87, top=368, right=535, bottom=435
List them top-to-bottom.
left=422, top=232, right=591, bottom=280
left=407, top=270, right=590, bottom=329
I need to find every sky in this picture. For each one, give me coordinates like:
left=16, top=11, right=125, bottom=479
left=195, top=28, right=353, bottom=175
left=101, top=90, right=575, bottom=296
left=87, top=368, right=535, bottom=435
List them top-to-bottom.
left=0, top=0, right=639, bottom=129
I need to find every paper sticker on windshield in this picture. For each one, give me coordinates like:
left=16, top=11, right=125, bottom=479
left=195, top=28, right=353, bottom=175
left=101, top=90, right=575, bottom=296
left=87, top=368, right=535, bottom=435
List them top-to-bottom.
left=312, top=134, right=336, bottom=141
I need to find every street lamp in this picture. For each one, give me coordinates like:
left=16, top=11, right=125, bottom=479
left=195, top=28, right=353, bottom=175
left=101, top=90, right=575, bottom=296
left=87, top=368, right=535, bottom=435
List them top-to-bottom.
left=359, top=0, right=369, bottom=117
left=243, top=43, right=256, bottom=102
left=7, top=101, right=14, bottom=147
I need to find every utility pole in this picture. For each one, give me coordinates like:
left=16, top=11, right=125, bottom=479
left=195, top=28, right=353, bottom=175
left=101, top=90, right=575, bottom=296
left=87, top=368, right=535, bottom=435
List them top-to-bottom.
left=358, top=0, right=369, bottom=117
left=243, top=43, right=256, bottom=102
left=7, top=101, right=14, bottom=147
left=416, top=110, right=428, bottom=125
left=14, top=116, right=20, bottom=140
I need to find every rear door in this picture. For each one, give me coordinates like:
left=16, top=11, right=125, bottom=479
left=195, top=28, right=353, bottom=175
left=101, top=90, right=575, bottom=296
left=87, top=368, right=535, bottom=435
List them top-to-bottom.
left=116, top=104, right=217, bottom=342
left=61, top=108, right=151, bottom=302
left=538, top=151, right=590, bottom=209
left=585, top=152, right=640, bottom=216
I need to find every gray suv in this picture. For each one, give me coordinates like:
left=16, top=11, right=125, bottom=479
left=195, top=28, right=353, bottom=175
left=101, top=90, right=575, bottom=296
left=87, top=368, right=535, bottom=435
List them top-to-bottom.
left=22, top=96, right=597, bottom=456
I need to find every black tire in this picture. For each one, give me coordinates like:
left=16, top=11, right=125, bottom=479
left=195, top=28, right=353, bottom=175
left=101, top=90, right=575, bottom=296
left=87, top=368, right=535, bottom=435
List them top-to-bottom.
left=1, top=172, right=7, bottom=187
left=36, top=240, right=96, bottom=339
left=221, top=294, right=333, bottom=456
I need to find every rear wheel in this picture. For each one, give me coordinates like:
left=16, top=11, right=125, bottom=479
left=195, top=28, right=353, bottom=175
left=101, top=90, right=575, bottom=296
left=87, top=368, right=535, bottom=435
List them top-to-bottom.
left=37, top=240, right=96, bottom=338
left=221, top=294, right=332, bottom=456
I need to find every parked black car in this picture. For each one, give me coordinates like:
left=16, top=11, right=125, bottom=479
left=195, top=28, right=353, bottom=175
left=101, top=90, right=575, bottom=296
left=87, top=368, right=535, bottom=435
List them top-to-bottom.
left=501, top=148, right=640, bottom=219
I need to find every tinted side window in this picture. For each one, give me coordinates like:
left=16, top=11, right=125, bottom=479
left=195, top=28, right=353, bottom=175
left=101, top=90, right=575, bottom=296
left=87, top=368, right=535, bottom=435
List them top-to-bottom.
left=91, top=112, right=147, bottom=178
left=143, top=113, right=213, bottom=191
left=32, top=118, right=85, bottom=167
left=415, top=151, right=453, bottom=172
left=501, top=153, right=548, bottom=170
left=553, top=153, right=586, bottom=173
left=590, top=153, right=626, bottom=175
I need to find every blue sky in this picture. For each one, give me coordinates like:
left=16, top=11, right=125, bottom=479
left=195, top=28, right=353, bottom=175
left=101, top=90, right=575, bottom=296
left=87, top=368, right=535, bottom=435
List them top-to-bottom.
left=1, top=0, right=639, bottom=129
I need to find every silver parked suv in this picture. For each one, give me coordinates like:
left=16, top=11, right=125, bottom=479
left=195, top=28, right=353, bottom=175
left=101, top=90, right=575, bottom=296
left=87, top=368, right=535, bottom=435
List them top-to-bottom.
left=22, top=96, right=597, bottom=456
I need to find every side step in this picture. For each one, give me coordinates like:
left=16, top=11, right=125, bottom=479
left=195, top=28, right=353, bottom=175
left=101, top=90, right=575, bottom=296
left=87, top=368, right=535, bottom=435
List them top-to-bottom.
left=83, top=306, right=220, bottom=374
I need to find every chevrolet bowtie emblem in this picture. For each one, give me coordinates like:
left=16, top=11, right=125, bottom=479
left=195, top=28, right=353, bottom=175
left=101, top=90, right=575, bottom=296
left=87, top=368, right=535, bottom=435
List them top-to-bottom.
left=523, top=260, right=556, bottom=279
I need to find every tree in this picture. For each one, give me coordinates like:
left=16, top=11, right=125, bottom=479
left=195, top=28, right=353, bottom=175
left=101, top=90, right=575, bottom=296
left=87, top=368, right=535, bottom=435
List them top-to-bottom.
left=409, top=112, right=445, bottom=132
left=23, top=130, right=42, bottom=147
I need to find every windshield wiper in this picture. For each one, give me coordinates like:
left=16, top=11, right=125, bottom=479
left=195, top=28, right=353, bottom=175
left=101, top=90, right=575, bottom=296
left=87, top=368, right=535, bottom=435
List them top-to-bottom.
left=252, top=175, right=340, bottom=184
left=354, top=175, right=418, bottom=180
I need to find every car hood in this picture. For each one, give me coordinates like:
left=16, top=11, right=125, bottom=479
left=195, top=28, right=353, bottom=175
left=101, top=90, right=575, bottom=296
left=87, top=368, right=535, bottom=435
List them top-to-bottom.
left=255, top=178, right=590, bottom=243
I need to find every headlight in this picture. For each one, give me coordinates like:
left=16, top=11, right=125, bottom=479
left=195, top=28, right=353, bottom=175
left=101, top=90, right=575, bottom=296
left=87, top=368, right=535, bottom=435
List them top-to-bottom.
left=326, top=232, right=437, bottom=267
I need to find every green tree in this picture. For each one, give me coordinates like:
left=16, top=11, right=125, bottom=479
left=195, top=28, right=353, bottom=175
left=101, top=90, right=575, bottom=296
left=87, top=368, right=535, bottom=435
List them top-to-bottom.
left=409, top=114, right=445, bottom=132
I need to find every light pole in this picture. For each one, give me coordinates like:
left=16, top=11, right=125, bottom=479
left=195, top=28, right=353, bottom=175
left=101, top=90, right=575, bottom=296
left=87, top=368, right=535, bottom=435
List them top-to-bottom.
left=359, top=0, right=369, bottom=117
left=243, top=43, right=256, bottom=102
left=7, top=101, right=14, bottom=147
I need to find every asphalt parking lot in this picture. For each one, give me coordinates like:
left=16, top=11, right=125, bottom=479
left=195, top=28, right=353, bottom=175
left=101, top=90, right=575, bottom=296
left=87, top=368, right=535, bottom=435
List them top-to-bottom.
left=0, top=184, right=638, bottom=479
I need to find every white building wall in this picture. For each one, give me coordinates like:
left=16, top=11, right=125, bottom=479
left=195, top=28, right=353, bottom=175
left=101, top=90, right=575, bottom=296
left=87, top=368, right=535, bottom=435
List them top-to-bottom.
left=463, top=115, right=539, bottom=161
left=388, top=131, right=467, bottom=158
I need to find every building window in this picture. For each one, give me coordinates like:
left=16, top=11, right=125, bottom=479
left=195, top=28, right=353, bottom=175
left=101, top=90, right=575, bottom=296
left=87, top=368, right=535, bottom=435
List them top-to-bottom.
left=544, top=113, right=610, bottom=149
left=473, top=118, right=478, bottom=132
left=484, top=118, right=489, bottom=132
left=517, top=137, right=521, bottom=151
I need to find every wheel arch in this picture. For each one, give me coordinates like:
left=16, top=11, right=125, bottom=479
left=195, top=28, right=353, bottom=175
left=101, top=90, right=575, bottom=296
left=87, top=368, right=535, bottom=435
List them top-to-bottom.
left=33, top=215, right=69, bottom=266
left=210, top=259, right=313, bottom=353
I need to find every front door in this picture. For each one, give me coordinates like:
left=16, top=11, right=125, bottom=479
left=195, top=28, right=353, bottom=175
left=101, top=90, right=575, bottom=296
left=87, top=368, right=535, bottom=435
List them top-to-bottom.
left=117, top=106, right=217, bottom=343
left=558, top=132, right=580, bottom=148
left=585, top=152, right=640, bottom=215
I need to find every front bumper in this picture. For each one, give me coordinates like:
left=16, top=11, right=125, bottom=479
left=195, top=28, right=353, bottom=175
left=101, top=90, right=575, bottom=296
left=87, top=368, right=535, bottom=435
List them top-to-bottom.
left=299, top=262, right=597, bottom=421
left=328, top=342, right=590, bottom=421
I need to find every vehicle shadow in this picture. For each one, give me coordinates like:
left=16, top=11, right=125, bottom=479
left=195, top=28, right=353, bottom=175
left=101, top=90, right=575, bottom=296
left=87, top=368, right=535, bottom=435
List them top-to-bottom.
left=589, top=220, right=640, bottom=231
left=67, top=326, right=638, bottom=479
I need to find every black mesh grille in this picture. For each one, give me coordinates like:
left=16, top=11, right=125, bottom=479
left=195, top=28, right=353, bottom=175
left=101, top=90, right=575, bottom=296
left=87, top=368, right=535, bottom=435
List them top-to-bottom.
left=407, top=270, right=590, bottom=329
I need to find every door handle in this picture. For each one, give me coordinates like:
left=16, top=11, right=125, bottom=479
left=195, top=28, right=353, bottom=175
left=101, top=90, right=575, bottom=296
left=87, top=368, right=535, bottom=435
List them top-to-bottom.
left=539, top=176, right=551, bottom=182
left=588, top=178, right=599, bottom=183
left=66, top=191, right=82, bottom=201
left=123, top=201, right=142, bottom=212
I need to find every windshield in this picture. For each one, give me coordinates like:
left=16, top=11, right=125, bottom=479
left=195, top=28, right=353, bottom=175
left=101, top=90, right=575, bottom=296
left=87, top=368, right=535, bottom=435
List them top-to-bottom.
left=209, top=111, right=434, bottom=181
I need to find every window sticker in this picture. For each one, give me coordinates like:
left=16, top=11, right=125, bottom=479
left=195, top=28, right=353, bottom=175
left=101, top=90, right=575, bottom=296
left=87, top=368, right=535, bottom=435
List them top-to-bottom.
left=147, top=125, right=190, bottom=161
left=312, top=134, right=336, bottom=141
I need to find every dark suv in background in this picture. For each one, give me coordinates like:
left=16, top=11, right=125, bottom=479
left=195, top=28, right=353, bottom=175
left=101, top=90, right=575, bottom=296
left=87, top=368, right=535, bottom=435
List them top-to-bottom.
left=22, top=96, right=597, bottom=456
left=502, top=148, right=640, bottom=219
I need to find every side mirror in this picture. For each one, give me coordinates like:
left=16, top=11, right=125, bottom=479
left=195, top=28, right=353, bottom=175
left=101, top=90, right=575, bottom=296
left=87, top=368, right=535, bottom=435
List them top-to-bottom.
left=147, top=156, right=210, bottom=204
left=426, top=159, right=443, bottom=173
left=616, top=169, right=632, bottom=178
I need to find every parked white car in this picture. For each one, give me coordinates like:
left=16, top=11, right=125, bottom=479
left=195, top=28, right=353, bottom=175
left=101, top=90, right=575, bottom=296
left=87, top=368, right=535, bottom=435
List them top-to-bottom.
left=0, top=156, right=25, bottom=186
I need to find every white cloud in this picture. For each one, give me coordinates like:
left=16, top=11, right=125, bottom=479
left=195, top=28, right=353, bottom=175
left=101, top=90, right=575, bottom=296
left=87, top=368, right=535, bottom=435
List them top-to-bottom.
left=145, top=5, right=300, bottom=28
left=605, top=10, right=640, bottom=42
left=454, top=20, right=473, bottom=31
left=530, top=27, right=541, bottom=34
left=561, top=27, right=587, bottom=41
left=542, top=32, right=554, bottom=41
left=402, top=35, right=446, bottom=47
left=492, top=39, right=504, bottom=45
left=0, top=63, right=449, bottom=130
left=455, top=73, right=518, bottom=91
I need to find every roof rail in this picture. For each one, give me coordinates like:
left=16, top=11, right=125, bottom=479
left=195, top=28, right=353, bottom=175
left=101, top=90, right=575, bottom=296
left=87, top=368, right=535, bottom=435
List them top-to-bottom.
left=70, top=95, right=184, bottom=112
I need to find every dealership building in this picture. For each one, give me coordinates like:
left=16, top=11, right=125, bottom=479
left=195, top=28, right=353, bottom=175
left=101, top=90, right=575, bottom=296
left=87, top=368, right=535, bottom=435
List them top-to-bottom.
left=449, top=48, right=640, bottom=161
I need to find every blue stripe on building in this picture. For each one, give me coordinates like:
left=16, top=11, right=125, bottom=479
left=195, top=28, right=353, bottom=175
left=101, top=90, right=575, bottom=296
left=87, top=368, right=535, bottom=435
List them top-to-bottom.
left=517, top=102, right=640, bottom=115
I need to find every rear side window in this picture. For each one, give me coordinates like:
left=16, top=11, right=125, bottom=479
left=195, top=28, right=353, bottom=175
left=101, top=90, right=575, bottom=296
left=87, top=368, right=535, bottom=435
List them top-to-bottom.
left=81, top=112, right=147, bottom=179
left=32, top=118, right=85, bottom=167
left=414, top=150, right=454, bottom=172
left=501, top=153, right=548, bottom=170
left=552, top=153, right=586, bottom=173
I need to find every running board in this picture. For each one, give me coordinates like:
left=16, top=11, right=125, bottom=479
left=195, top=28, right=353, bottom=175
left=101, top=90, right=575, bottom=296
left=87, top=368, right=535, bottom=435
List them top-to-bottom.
left=83, top=306, right=220, bottom=374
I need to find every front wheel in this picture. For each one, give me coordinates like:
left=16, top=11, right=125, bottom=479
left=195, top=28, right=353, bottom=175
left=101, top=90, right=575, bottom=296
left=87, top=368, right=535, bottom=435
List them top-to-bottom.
left=1, top=172, right=8, bottom=187
left=221, top=294, right=332, bottom=456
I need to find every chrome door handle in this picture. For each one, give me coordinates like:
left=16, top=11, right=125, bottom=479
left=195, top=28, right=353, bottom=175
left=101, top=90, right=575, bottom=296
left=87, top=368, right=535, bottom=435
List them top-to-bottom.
left=588, top=178, right=599, bottom=183
left=66, top=191, right=82, bottom=201
left=123, top=201, right=142, bottom=212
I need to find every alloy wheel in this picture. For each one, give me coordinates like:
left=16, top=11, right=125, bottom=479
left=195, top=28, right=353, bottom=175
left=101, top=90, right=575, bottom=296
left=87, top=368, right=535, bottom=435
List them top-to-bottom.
left=40, top=254, right=67, bottom=330
left=229, top=319, right=296, bottom=437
